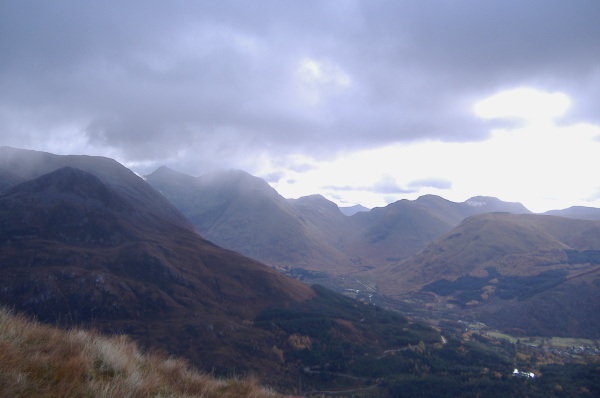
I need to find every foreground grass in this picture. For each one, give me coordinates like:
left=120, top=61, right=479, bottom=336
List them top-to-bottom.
left=0, top=307, right=284, bottom=398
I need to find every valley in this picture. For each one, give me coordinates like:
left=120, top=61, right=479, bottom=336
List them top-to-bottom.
left=1, top=147, right=600, bottom=397
left=144, top=161, right=600, bottom=394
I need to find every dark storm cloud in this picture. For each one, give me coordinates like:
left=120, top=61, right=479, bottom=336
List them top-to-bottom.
left=1, top=0, right=600, bottom=173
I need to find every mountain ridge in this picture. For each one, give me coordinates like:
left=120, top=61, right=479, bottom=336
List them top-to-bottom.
left=0, top=146, right=197, bottom=234
left=0, top=148, right=317, bottom=382
left=146, top=166, right=534, bottom=275
left=146, top=166, right=364, bottom=274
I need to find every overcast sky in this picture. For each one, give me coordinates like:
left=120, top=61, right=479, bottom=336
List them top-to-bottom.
left=2, top=1, right=600, bottom=212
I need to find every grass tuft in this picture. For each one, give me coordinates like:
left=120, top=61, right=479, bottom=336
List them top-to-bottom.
left=0, top=307, right=287, bottom=398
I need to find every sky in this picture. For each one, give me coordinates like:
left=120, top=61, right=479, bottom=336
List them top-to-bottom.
left=2, top=1, right=600, bottom=213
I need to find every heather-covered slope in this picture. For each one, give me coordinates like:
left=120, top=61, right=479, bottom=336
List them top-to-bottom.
left=378, top=212, right=600, bottom=337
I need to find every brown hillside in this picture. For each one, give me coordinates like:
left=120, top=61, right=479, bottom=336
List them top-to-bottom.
left=0, top=149, right=315, bottom=383
left=376, top=212, right=600, bottom=337
left=379, top=213, right=600, bottom=295
left=0, top=307, right=286, bottom=398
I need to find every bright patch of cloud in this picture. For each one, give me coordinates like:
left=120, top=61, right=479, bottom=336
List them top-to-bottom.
left=295, top=57, right=352, bottom=105
left=473, top=87, right=571, bottom=122
left=271, top=119, right=600, bottom=212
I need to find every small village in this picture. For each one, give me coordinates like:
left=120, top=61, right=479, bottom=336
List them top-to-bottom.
left=459, top=320, right=600, bottom=359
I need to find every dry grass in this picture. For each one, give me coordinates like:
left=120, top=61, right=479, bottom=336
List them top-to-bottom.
left=0, top=307, right=286, bottom=398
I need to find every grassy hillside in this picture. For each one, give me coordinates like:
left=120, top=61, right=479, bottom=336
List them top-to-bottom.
left=0, top=307, right=285, bottom=398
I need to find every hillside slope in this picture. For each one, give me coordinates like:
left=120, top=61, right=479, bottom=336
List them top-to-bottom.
left=0, top=146, right=195, bottom=232
left=0, top=148, right=315, bottom=382
left=146, top=166, right=365, bottom=273
left=347, top=195, right=531, bottom=265
left=544, top=206, right=600, bottom=220
left=378, top=212, right=600, bottom=337
left=0, top=307, right=283, bottom=398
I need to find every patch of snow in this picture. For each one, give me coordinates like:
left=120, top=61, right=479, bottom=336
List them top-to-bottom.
left=466, top=199, right=486, bottom=207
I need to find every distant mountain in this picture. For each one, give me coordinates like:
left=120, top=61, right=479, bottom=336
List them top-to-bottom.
left=146, top=167, right=366, bottom=274
left=147, top=167, right=531, bottom=275
left=345, top=195, right=531, bottom=265
left=461, top=195, right=531, bottom=216
left=339, top=204, right=370, bottom=216
left=543, top=205, right=600, bottom=220
left=377, top=212, right=600, bottom=337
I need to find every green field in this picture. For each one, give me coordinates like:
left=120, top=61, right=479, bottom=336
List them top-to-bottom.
left=473, top=328, right=597, bottom=349
left=485, top=330, right=519, bottom=343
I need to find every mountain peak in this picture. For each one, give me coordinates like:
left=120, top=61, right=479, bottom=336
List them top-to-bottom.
left=0, top=148, right=197, bottom=233
left=147, top=165, right=180, bottom=177
left=6, top=166, right=131, bottom=212
left=145, top=166, right=197, bottom=186
left=196, top=169, right=281, bottom=200
left=289, top=194, right=343, bottom=215
left=414, top=194, right=451, bottom=205
left=464, top=196, right=531, bottom=214
left=339, top=204, right=370, bottom=216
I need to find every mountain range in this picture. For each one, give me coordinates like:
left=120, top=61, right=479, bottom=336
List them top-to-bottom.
left=1, top=146, right=523, bottom=394
left=2, top=146, right=600, bottom=394
left=144, top=165, right=600, bottom=339
left=145, top=166, right=530, bottom=274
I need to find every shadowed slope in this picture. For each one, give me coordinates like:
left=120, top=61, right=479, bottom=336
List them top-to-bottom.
left=0, top=146, right=195, bottom=233
left=0, top=149, right=315, bottom=381
left=147, top=167, right=364, bottom=273
left=347, top=195, right=531, bottom=264
left=378, top=212, right=600, bottom=337
left=379, top=213, right=600, bottom=294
